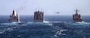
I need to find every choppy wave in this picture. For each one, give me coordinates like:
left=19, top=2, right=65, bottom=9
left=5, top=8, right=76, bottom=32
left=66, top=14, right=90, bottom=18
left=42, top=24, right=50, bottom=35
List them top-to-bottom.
left=0, top=21, right=90, bottom=38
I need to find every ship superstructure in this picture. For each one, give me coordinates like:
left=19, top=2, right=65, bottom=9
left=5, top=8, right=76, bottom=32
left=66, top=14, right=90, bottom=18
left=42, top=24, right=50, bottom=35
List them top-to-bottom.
left=73, top=9, right=82, bottom=22
left=9, top=10, right=20, bottom=22
left=34, top=11, right=44, bottom=22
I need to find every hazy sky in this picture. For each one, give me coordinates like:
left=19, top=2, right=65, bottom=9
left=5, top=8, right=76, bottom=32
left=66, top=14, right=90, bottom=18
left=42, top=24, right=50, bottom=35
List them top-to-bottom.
left=0, top=0, right=90, bottom=15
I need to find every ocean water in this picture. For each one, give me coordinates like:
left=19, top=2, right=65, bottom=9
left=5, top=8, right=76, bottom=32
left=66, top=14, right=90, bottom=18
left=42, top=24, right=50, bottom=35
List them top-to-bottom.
left=0, top=15, right=90, bottom=38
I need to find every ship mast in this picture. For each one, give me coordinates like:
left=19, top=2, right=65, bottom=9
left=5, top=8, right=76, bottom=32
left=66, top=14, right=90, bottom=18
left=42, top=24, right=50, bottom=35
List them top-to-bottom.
left=75, top=9, right=78, bottom=14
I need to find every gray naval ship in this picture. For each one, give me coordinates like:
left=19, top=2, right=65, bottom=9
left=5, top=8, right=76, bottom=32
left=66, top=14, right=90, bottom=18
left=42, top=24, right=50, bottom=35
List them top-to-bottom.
left=66, top=9, right=90, bottom=29
left=73, top=9, right=82, bottom=22
left=0, top=10, right=21, bottom=25
left=9, top=10, right=20, bottom=23
left=25, top=10, right=53, bottom=27
left=34, top=10, right=44, bottom=22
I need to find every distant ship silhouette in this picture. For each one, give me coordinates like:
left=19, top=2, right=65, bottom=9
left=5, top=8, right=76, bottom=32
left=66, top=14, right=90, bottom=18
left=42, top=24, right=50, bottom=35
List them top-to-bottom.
left=8, top=9, right=83, bottom=23
left=73, top=9, right=82, bottom=22
left=9, top=10, right=20, bottom=23
left=34, top=10, right=44, bottom=22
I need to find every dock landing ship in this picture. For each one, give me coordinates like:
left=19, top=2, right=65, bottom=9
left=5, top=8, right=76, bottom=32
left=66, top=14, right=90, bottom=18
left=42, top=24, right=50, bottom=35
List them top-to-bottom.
left=73, top=9, right=82, bottom=22
left=9, top=10, right=20, bottom=23
left=34, top=11, right=44, bottom=22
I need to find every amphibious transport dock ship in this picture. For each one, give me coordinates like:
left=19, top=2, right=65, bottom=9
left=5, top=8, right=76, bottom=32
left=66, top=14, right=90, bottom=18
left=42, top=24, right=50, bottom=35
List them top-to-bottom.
left=73, top=9, right=82, bottom=22
left=9, top=10, right=20, bottom=22
left=34, top=11, right=44, bottom=22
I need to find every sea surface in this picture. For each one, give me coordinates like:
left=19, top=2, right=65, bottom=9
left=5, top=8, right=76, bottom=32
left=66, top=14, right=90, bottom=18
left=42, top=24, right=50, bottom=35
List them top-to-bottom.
left=0, top=15, right=90, bottom=38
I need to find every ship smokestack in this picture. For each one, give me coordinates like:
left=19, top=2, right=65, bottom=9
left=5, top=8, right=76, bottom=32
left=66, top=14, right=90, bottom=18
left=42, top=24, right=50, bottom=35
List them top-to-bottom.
left=73, top=9, right=82, bottom=22
left=9, top=10, right=20, bottom=22
left=34, top=10, right=44, bottom=22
